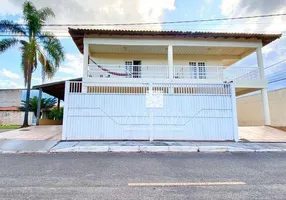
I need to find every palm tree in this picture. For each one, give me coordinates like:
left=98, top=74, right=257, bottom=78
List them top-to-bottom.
left=0, top=1, right=64, bottom=127
left=20, top=96, right=57, bottom=117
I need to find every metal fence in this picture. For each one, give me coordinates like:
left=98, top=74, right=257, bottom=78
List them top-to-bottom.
left=63, top=81, right=238, bottom=141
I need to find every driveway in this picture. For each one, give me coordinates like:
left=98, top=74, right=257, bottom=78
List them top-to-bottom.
left=0, top=125, right=62, bottom=141
left=0, top=125, right=285, bottom=142
left=239, top=126, right=286, bottom=142
left=1, top=153, right=286, bottom=200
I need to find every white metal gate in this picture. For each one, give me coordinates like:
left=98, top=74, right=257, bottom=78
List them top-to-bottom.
left=62, top=82, right=238, bottom=141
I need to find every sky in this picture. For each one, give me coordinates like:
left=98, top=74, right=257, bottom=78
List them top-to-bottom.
left=0, top=0, right=286, bottom=91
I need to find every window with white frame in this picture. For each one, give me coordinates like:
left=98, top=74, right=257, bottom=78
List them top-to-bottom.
left=125, top=60, right=142, bottom=78
left=125, top=61, right=133, bottom=78
left=189, top=61, right=207, bottom=79
left=198, top=62, right=207, bottom=79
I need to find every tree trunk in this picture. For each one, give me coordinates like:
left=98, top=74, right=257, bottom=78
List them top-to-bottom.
left=21, top=71, right=32, bottom=128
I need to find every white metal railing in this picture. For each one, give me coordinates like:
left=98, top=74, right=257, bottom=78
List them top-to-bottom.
left=87, top=64, right=261, bottom=81
left=88, top=64, right=169, bottom=79
left=174, top=65, right=224, bottom=80
left=223, top=66, right=260, bottom=80
left=68, top=81, right=231, bottom=95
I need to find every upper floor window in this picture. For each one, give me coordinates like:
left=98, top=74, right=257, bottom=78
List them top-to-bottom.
left=189, top=61, right=207, bottom=79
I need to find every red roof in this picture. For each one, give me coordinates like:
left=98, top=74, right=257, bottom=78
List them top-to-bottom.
left=68, top=28, right=282, bottom=54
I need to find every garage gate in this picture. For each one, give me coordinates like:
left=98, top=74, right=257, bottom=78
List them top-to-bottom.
left=62, top=81, right=238, bottom=141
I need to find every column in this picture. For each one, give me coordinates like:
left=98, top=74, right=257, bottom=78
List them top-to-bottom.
left=82, top=40, right=89, bottom=93
left=168, top=45, right=174, bottom=79
left=256, top=47, right=271, bottom=125
left=36, top=88, right=42, bottom=126
left=57, top=98, right=60, bottom=111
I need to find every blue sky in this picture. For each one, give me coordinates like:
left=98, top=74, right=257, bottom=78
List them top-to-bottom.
left=0, top=0, right=285, bottom=90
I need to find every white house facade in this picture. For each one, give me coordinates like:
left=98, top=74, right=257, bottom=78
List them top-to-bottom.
left=62, top=28, right=281, bottom=141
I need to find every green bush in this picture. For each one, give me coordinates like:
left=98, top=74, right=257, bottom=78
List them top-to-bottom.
left=48, top=108, right=64, bottom=120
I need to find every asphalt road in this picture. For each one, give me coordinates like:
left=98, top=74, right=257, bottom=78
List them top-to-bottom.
left=1, top=152, right=286, bottom=200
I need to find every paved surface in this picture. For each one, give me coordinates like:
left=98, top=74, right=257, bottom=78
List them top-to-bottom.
left=1, top=125, right=286, bottom=142
left=0, top=126, right=61, bottom=141
left=239, top=126, right=286, bottom=142
left=0, top=129, right=12, bottom=133
left=0, top=140, right=59, bottom=153
left=1, top=140, right=286, bottom=153
left=51, top=141, right=286, bottom=153
left=0, top=153, right=286, bottom=200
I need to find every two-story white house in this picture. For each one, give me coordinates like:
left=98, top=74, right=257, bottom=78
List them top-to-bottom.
left=62, top=28, right=281, bottom=141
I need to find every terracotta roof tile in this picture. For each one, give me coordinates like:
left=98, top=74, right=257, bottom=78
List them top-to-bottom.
left=68, top=28, right=282, bottom=53
left=0, top=106, right=20, bottom=111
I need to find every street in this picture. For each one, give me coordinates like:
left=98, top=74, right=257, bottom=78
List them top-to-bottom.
left=1, top=152, right=286, bottom=199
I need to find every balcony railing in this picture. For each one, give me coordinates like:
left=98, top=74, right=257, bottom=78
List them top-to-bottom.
left=87, top=64, right=261, bottom=81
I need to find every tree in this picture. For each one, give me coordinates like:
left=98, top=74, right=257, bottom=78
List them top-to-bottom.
left=0, top=1, right=64, bottom=127
left=20, top=96, right=57, bottom=117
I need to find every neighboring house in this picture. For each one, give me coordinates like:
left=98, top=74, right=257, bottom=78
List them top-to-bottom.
left=60, top=29, right=280, bottom=141
left=237, top=88, right=286, bottom=127
left=0, top=89, right=33, bottom=125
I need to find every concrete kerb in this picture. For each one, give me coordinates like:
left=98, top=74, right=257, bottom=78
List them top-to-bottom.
left=1, top=140, right=286, bottom=154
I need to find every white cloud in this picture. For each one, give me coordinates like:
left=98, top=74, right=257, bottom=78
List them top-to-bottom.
left=0, top=0, right=21, bottom=16
left=3, top=0, right=176, bottom=31
left=219, top=0, right=286, bottom=33
left=58, top=53, right=83, bottom=77
left=0, top=69, right=20, bottom=79
left=0, top=80, right=24, bottom=89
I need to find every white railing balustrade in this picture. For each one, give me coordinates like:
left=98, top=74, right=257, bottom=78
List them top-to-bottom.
left=87, top=64, right=261, bottom=81
left=88, top=64, right=169, bottom=79
left=174, top=66, right=224, bottom=80
left=223, top=66, right=260, bottom=80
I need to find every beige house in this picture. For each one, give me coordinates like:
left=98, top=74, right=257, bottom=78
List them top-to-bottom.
left=59, top=29, right=281, bottom=141
left=237, top=88, right=286, bottom=127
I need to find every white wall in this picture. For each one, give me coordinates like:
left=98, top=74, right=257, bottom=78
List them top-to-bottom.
left=91, top=52, right=223, bottom=65
left=89, top=53, right=224, bottom=79
left=237, top=89, right=286, bottom=126
left=0, top=90, right=22, bottom=107
left=0, top=111, right=34, bottom=125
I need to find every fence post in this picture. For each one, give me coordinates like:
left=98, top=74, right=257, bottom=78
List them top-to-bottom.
left=62, top=81, right=70, bottom=140
left=230, top=82, right=239, bottom=142
left=148, top=83, right=154, bottom=141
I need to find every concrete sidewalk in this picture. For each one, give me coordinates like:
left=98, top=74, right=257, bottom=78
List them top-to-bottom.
left=1, top=140, right=286, bottom=154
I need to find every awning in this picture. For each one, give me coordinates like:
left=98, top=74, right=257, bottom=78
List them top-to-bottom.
left=32, top=78, right=82, bottom=100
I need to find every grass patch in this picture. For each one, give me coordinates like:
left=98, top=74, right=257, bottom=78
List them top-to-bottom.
left=0, top=125, right=21, bottom=129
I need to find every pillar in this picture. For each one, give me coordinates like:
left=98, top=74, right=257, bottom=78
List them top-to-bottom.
left=82, top=40, right=89, bottom=93
left=168, top=45, right=174, bottom=79
left=256, top=47, right=271, bottom=125
left=36, top=88, right=42, bottom=126
left=57, top=98, right=60, bottom=111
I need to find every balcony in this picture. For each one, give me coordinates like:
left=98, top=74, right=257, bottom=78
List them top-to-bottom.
left=87, top=64, right=261, bottom=82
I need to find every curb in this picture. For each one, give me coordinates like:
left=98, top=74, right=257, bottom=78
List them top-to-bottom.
left=1, top=146, right=285, bottom=154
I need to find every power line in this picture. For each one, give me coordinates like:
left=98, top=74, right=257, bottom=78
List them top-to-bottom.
left=3, top=13, right=286, bottom=27
left=265, top=60, right=286, bottom=70
left=269, top=77, right=286, bottom=84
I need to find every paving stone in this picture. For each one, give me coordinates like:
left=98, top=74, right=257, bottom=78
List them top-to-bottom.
left=109, top=146, right=139, bottom=152
left=139, top=146, right=169, bottom=152
left=168, top=146, right=198, bottom=152
left=199, top=146, right=228, bottom=153
left=255, top=148, right=284, bottom=152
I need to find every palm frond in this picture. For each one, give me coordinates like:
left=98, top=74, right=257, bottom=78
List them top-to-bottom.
left=23, top=1, right=41, bottom=37
left=38, top=7, right=55, bottom=22
left=0, top=20, right=26, bottom=35
left=40, top=32, right=65, bottom=67
left=0, top=38, right=19, bottom=52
